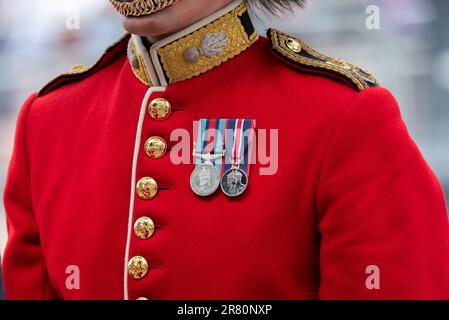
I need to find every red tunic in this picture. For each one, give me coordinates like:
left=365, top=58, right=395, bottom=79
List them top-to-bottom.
left=3, top=2, right=449, bottom=300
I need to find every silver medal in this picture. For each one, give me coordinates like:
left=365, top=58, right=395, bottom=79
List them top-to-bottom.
left=191, top=147, right=225, bottom=197
left=190, top=163, right=221, bottom=197
left=221, top=167, right=248, bottom=197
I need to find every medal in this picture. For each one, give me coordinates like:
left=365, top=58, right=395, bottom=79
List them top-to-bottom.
left=190, top=118, right=256, bottom=198
left=190, top=119, right=225, bottom=197
left=220, top=119, right=256, bottom=197
left=190, top=152, right=224, bottom=197
left=221, top=167, right=248, bottom=197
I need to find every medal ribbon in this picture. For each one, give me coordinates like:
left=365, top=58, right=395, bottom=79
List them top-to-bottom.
left=193, top=119, right=256, bottom=175
left=193, top=119, right=222, bottom=166
left=223, top=119, right=256, bottom=176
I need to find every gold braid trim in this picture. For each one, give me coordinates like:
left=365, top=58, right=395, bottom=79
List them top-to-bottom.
left=156, top=2, right=259, bottom=85
left=269, top=29, right=380, bottom=91
left=128, top=38, right=151, bottom=86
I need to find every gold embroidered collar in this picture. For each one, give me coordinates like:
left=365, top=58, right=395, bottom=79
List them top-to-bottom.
left=127, top=0, right=258, bottom=87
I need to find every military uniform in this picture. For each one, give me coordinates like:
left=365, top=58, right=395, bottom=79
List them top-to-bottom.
left=3, top=0, right=449, bottom=299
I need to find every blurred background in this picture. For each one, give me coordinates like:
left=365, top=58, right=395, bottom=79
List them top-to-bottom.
left=0, top=0, right=449, bottom=256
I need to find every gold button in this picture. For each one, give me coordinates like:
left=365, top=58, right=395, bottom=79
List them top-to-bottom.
left=286, top=38, right=302, bottom=53
left=68, top=64, right=89, bottom=74
left=148, top=98, right=172, bottom=120
left=144, top=136, right=167, bottom=159
left=136, top=177, right=158, bottom=200
left=134, top=216, right=155, bottom=240
left=128, top=256, right=149, bottom=280
left=137, top=297, right=149, bottom=300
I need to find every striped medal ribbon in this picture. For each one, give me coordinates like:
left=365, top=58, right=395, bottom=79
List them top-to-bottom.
left=221, top=119, right=257, bottom=197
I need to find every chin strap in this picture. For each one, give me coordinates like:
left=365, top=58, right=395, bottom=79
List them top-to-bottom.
left=109, top=0, right=181, bottom=17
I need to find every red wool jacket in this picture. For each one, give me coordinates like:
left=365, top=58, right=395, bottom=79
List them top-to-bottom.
left=3, top=2, right=449, bottom=300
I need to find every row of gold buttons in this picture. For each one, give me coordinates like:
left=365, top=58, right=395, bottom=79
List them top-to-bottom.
left=128, top=98, right=173, bottom=300
left=135, top=98, right=173, bottom=201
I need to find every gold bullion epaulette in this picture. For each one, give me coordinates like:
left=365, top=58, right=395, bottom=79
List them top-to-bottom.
left=267, top=29, right=380, bottom=91
left=38, top=33, right=131, bottom=97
